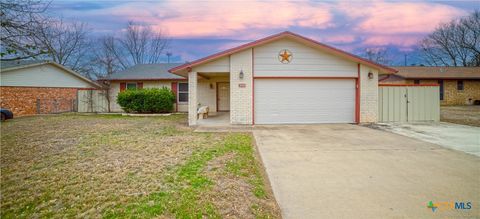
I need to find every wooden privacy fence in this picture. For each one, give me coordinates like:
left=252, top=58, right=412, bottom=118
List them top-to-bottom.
left=378, top=84, right=440, bottom=122
left=77, top=90, right=109, bottom=113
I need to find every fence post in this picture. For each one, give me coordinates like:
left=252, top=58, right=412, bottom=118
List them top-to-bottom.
left=76, top=89, right=79, bottom=112
left=89, top=90, right=93, bottom=113
left=36, top=99, right=41, bottom=114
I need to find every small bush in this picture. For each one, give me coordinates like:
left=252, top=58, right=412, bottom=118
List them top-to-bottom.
left=117, top=88, right=175, bottom=113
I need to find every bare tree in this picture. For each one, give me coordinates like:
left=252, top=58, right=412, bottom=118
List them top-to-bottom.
left=0, top=0, right=50, bottom=60
left=1, top=0, right=95, bottom=76
left=420, top=10, right=480, bottom=66
left=31, top=20, right=92, bottom=74
left=108, top=21, right=169, bottom=69
left=89, top=36, right=124, bottom=112
left=93, top=36, right=120, bottom=77
left=361, top=47, right=391, bottom=65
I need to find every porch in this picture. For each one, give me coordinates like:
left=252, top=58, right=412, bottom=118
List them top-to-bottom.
left=188, top=72, right=231, bottom=126
left=195, top=112, right=253, bottom=132
left=197, top=112, right=230, bottom=126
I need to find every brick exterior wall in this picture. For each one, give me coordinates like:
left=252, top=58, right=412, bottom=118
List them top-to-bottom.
left=230, top=48, right=253, bottom=125
left=359, top=64, right=379, bottom=123
left=188, top=72, right=198, bottom=125
left=405, top=79, right=480, bottom=105
left=0, top=86, right=78, bottom=116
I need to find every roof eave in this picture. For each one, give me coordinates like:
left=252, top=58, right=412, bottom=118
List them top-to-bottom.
left=0, top=61, right=49, bottom=72
left=402, top=76, right=480, bottom=80
left=105, top=78, right=186, bottom=81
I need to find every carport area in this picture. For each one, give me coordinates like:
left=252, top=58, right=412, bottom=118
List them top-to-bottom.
left=253, top=124, right=480, bottom=218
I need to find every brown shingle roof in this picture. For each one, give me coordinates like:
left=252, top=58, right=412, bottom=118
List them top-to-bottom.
left=393, top=66, right=480, bottom=79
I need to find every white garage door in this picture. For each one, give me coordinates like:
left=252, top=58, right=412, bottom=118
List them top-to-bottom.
left=254, top=79, right=355, bottom=124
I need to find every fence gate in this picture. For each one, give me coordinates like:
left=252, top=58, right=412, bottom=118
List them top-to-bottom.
left=378, top=85, right=440, bottom=122
left=77, top=90, right=109, bottom=113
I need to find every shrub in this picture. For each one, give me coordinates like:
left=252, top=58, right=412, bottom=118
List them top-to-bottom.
left=117, top=88, right=175, bottom=113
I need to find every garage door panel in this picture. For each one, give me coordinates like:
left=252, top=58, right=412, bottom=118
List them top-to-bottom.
left=254, top=79, right=355, bottom=124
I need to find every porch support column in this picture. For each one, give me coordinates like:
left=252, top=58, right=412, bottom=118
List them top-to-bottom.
left=188, top=71, right=198, bottom=126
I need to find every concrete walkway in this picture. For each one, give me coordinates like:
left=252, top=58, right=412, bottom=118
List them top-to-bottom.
left=370, top=122, right=480, bottom=157
left=253, top=124, right=480, bottom=219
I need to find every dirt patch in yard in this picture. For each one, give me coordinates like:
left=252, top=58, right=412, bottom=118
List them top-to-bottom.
left=441, top=105, right=480, bottom=127
left=1, top=114, right=279, bottom=218
left=203, top=153, right=280, bottom=219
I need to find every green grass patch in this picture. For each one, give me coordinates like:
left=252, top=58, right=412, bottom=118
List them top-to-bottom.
left=1, top=114, right=278, bottom=218
left=103, top=134, right=270, bottom=218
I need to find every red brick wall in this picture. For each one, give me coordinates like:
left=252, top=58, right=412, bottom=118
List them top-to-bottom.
left=0, top=87, right=78, bottom=116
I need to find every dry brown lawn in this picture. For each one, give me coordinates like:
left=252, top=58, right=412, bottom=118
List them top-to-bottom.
left=441, top=105, right=480, bottom=127
left=0, top=114, right=280, bottom=218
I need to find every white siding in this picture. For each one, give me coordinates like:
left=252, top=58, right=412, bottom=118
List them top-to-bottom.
left=254, top=39, right=357, bottom=77
left=192, top=56, right=230, bottom=73
left=1, top=64, right=95, bottom=88
left=255, top=79, right=355, bottom=124
left=144, top=81, right=170, bottom=88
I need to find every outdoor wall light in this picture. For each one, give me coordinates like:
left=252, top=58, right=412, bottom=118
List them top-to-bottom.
left=239, top=70, right=244, bottom=79
left=368, top=72, right=374, bottom=79
left=210, top=83, right=214, bottom=89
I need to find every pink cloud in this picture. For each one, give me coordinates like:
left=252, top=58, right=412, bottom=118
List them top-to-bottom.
left=56, top=0, right=472, bottom=56
left=103, top=1, right=334, bottom=38
left=338, top=1, right=466, bottom=34
left=363, top=34, right=420, bottom=47
left=323, top=35, right=357, bottom=44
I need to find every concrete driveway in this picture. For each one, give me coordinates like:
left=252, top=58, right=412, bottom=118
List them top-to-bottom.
left=370, top=122, right=480, bottom=157
left=253, top=124, right=480, bottom=219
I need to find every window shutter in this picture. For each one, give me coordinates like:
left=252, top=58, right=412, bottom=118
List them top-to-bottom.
left=137, top=82, right=143, bottom=89
left=171, top=82, right=178, bottom=95
left=120, top=83, right=126, bottom=92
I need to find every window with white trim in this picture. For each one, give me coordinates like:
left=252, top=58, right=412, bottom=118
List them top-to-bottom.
left=126, top=82, right=137, bottom=90
left=178, top=82, right=188, bottom=103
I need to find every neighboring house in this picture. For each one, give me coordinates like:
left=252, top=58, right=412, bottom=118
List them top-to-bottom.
left=168, top=31, right=397, bottom=126
left=0, top=60, right=101, bottom=116
left=104, top=63, right=187, bottom=112
left=379, top=66, right=480, bottom=105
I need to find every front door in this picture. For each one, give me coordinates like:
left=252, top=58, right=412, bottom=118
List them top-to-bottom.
left=217, top=82, right=230, bottom=111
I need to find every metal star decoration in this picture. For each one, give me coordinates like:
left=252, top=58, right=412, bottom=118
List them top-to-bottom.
left=278, top=49, right=292, bottom=63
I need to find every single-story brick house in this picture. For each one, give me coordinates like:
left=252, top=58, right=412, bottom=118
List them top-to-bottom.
left=167, top=31, right=397, bottom=126
left=0, top=60, right=101, bottom=116
left=104, top=63, right=188, bottom=112
left=379, top=66, right=480, bottom=105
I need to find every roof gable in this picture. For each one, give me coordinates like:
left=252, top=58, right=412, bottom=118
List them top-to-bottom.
left=169, top=31, right=397, bottom=74
left=1, top=61, right=101, bottom=88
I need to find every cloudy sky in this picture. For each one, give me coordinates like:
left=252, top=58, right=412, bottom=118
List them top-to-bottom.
left=50, top=0, right=479, bottom=65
